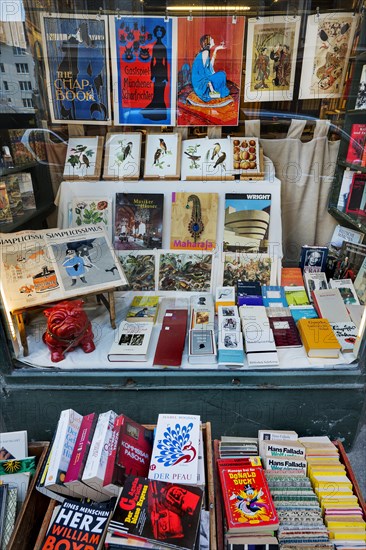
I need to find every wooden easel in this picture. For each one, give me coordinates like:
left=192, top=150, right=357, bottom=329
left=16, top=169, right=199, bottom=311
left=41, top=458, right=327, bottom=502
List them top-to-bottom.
left=12, top=289, right=116, bottom=357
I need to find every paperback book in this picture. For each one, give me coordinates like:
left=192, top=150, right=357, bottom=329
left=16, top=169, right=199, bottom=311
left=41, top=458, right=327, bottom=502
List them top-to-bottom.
left=345, top=124, right=366, bottom=165
left=114, top=193, right=164, bottom=251
left=329, top=279, right=360, bottom=305
left=125, top=296, right=160, bottom=323
left=297, top=318, right=341, bottom=358
left=108, top=321, right=154, bottom=362
left=108, top=476, right=203, bottom=550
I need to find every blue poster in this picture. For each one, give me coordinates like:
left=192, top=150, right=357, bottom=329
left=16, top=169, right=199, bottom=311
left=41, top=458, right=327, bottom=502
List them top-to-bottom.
left=41, top=14, right=111, bottom=124
left=110, top=15, right=176, bottom=126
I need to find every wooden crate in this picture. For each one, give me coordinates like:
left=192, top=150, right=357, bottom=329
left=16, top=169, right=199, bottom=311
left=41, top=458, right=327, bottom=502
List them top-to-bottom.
left=33, top=423, right=217, bottom=550
left=333, top=439, right=366, bottom=517
left=7, top=441, right=51, bottom=550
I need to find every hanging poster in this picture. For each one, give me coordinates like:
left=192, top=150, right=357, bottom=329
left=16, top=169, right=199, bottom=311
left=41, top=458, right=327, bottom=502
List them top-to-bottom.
left=299, top=12, right=358, bottom=100
left=40, top=13, right=111, bottom=124
left=109, top=15, right=177, bottom=126
left=177, top=16, right=245, bottom=126
left=244, top=16, right=301, bottom=103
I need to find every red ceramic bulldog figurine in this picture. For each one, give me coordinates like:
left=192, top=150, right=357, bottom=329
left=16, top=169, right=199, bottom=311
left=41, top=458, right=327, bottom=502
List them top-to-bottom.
left=43, top=300, right=95, bottom=362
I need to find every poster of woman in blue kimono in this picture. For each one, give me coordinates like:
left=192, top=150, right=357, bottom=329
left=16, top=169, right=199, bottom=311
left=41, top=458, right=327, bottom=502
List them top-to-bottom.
left=40, top=14, right=111, bottom=124
left=110, top=16, right=177, bottom=126
left=177, top=16, right=245, bottom=126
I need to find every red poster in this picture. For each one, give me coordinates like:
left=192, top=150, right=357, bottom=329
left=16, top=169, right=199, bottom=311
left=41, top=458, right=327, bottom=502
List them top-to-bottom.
left=177, top=16, right=245, bottom=126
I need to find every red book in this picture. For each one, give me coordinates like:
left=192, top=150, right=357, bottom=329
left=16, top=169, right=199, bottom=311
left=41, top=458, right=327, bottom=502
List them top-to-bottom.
left=346, top=124, right=366, bottom=165
left=345, top=173, right=366, bottom=217
left=281, top=267, right=303, bottom=287
left=153, top=309, right=188, bottom=367
left=268, top=315, right=302, bottom=348
left=103, top=414, right=153, bottom=496
left=217, top=458, right=279, bottom=534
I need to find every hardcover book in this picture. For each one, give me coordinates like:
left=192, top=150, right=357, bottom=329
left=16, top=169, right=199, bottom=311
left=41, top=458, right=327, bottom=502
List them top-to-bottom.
left=345, top=124, right=366, bottom=165
left=345, top=173, right=366, bottom=217
left=170, top=192, right=218, bottom=251
left=114, top=193, right=164, bottom=251
left=224, top=193, right=271, bottom=252
left=0, top=225, right=127, bottom=313
left=333, top=241, right=366, bottom=281
left=299, top=246, right=328, bottom=273
left=281, top=267, right=304, bottom=287
left=304, top=272, right=329, bottom=301
left=329, top=279, right=360, bottom=305
left=237, top=280, right=263, bottom=306
left=261, top=286, right=288, bottom=308
left=284, top=286, right=310, bottom=306
left=312, top=288, right=350, bottom=322
left=190, top=293, right=215, bottom=330
left=125, top=296, right=160, bottom=323
left=289, top=305, right=318, bottom=323
left=153, top=309, right=188, bottom=367
left=268, top=314, right=302, bottom=348
left=297, top=318, right=341, bottom=358
left=108, top=321, right=154, bottom=362
left=329, top=321, right=357, bottom=353
left=188, top=329, right=217, bottom=365
left=45, top=409, right=83, bottom=496
left=82, top=410, right=117, bottom=497
left=149, top=413, right=200, bottom=485
left=103, top=415, right=153, bottom=496
left=0, top=430, right=29, bottom=504
left=217, top=459, right=279, bottom=534
left=108, top=476, right=203, bottom=550
left=40, top=499, right=113, bottom=550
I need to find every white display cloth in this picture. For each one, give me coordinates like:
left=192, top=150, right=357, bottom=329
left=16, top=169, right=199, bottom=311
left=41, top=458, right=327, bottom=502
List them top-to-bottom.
left=245, top=119, right=339, bottom=262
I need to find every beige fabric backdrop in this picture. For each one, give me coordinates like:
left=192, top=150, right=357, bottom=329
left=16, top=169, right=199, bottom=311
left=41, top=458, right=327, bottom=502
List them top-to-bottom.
left=245, top=119, right=339, bottom=265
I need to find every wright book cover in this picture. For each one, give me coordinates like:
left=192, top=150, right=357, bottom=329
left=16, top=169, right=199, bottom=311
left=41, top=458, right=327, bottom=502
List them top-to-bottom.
left=217, top=459, right=279, bottom=534
left=108, top=476, right=203, bottom=550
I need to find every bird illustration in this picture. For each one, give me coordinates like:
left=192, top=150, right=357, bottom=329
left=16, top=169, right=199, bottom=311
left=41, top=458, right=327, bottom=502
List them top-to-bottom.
left=159, top=138, right=167, bottom=154
left=122, top=142, right=133, bottom=161
left=211, top=142, right=221, bottom=160
left=154, top=148, right=162, bottom=164
left=184, top=151, right=201, bottom=162
left=214, top=151, right=226, bottom=168
left=82, top=154, right=90, bottom=168
left=105, top=265, right=118, bottom=275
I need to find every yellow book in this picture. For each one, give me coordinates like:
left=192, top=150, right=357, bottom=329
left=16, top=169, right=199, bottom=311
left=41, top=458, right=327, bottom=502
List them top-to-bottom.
left=125, top=296, right=160, bottom=323
left=297, top=318, right=341, bottom=358
left=326, top=521, right=366, bottom=529
left=329, top=532, right=366, bottom=541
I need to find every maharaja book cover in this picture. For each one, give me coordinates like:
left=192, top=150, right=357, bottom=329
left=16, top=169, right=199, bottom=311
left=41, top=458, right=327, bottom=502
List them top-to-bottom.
left=170, top=192, right=218, bottom=251
left=108, top=476, right=203, bottom=550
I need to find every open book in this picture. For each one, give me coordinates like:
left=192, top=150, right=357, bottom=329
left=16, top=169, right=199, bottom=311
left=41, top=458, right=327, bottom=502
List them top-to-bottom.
left=0, top=225, right=128, bottom=312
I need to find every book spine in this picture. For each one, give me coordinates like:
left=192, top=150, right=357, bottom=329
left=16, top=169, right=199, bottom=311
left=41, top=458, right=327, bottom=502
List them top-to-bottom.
left=311, top=291, right=322, bottom=317
left=45, top=410, right=71, bottom=487
left=64, top=413, right=96, bottom=483
left=103, top=415, right=123, bottom=489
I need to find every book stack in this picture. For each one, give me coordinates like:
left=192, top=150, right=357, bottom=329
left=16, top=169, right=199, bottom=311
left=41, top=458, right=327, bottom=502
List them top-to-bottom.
left=215, top=286, right=236, bottom=312
left=189, top=294, right=217, bottom=364
left=217, top=305, right=244, bottom=367
left=239, top=305, right=279, bottom=367
left=36, top=408, right=154, bottom=502
left=106, top=413, right=204, bottom=550
left=258, top=429, right=307, bottom=473
left=219, top=435, right=259, bottom=459
left=301, top=436, right=366, bottom=550
left=217, top=456, right=279, bottom=548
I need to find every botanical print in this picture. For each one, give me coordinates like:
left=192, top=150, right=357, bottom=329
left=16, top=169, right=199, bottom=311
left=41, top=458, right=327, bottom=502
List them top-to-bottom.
left=299, top=13, right=357, bottom=100
left=40, top=14, right=111, bottom=124
left=109, top=15, right=177, bottom=126
left=177, top=16, right=245, bottom=126
left=244, top=16, right=301, bottom=103
left=355, top=65, right=366, bottom=110
left=103, top=133, right=141, bottom=179
left=144, top=133, right=180, bottom=178
left=63, top=137, right=103, bottom=179
left=181, top=138, right=232, bottom=180
left=71, top=198, right=112, bottom=240
left=118, top=251, right=156, bottom=291
left=158, top=252, right=213, bottom=292
left=223, top=252, right=275, bottom=286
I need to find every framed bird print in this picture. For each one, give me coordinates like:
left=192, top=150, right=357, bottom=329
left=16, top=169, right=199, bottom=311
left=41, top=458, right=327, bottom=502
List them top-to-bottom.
left=299, top=12, right=358, bottom=100
left=40, top=13, right=111, bottom=124
left=109, top=15, right=177, bottom=126
left=244, top=15, right=301, bottom=103
left=103, top=132, right=142, bottom=180
left=143, top=133, right=181, bottom=179
left=63, top=136, right=104, bottom=180
left=181, top=137, right=233, bottom=181
left=170, top=192, right=219, bottom=251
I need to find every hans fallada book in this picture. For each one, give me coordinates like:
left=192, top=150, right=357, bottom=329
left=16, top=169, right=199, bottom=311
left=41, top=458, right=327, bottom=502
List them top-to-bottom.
left=0, top=225, right=127, bottom=313
left=217, top=458, right=279, bottom=534
left=108, top=476, right=203, bottom=550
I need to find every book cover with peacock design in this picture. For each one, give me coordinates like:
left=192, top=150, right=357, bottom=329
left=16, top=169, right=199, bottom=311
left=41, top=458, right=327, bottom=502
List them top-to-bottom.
left=170, top=192, right=218, bottom=251
left=148, top=414, right=201, bottom=485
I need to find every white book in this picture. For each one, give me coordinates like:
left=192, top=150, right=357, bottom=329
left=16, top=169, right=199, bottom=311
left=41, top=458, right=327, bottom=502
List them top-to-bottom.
left=330, top=225, right=364, bottom=248
left=303, top=272, right=328, bottom=301
left=329, top=278, right=360, bottom=305
left=312, top=288, right=350, bottom=323
left=190, top=294, right=215, bottom=330
left=346, top=304, right=366, bottom=329
left=239, top=305, right=268, bottom=324
left=242, top=317, right=279, bottom=367
left=330, top=321, right=358, bottom=352
left=108, top=322, right=153, bottom=362
left=188, top=329, right=217, bottom=364
left=45, top=409, right=83, bottom=495
left=82, top=410, right=117, bottom=497
left=148, top=414, right=200, bottom=485
left=0, top=430, right=29, bottom=504
left=197, top=430, right=205, bottom=491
